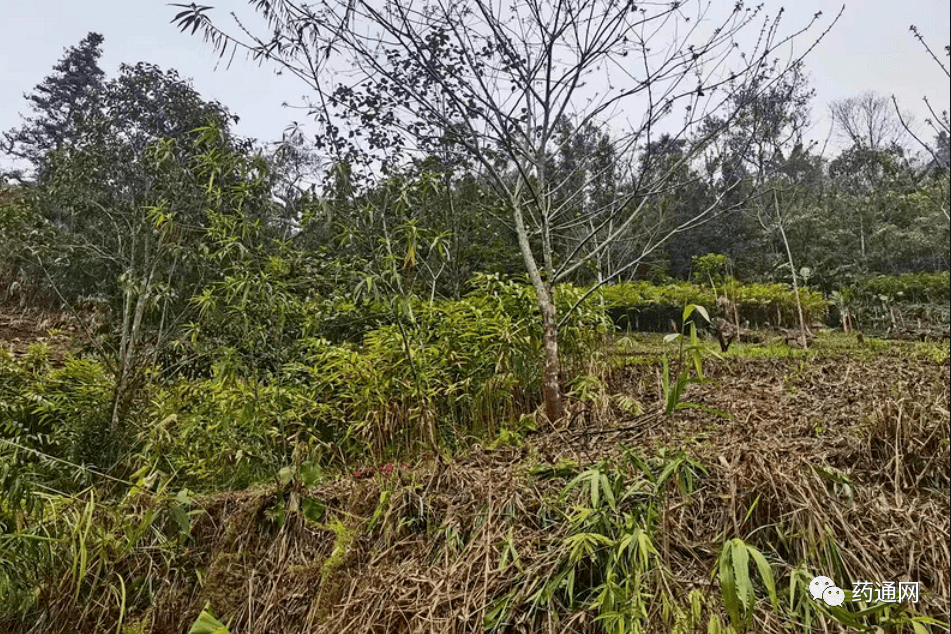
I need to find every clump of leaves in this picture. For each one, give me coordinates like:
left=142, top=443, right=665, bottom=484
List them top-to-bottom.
left=661, top=304, right=729, bottom=418
left=718, top=538, right=778, bottom=631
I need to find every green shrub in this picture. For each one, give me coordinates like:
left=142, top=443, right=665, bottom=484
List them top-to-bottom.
left=692, top=253, right=733, bottom=286
left=841, top=272, right=950, bottom=331
left=850, top=272, right=950, bottom=305
left=142, top=273, right=607, bottom=479
left=281, top=274, right=605, bottom=460
left=600, top=280, right=826, bottom=331
left=0, top=348, right=116, bottom=493
left=139, top=376, right=298, bottom=490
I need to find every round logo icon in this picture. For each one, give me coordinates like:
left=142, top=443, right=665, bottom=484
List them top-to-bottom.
left=809, top=576, right=835, bottom=601
left=810, top=576, right=845, bottom=606
left=822, top=585, right=845, bottom=607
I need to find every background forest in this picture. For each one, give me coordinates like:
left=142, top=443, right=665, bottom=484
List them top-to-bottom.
left=0, top=2, right=949, bottom=633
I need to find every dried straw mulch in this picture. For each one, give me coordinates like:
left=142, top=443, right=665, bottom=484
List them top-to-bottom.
left=141, top=352, right=950, bottom=634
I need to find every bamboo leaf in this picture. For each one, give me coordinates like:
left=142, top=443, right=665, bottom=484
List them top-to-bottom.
left=732, top=540, right=753, bottom=610
left=718, top=541, right=741, bottom=626
left=748, top=545, right=778, bottom=609
left=188, top=606, right=231, bottom=634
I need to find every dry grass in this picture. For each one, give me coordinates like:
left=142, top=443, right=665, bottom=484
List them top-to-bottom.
left=5, top=337, right=949, bottom=634
left=148, top=345, right=950, bottom=633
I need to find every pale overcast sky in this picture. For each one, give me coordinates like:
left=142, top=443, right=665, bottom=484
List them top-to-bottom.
left=1, top=0, right=949, bottom=170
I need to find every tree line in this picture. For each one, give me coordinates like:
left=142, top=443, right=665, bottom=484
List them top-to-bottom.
left=1, top=1, right=948, bottom=424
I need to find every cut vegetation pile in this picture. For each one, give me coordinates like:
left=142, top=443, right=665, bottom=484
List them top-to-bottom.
left=3, top=335, right=947, bottom=634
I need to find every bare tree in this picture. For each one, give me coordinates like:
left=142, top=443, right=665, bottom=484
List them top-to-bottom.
left=172, top=0, right=838, bottom=421
left=887, top=24, right=950, bottom=245
left=893, top=26, right=950, bottom=174
left=829, top=91, right=909, bottom=151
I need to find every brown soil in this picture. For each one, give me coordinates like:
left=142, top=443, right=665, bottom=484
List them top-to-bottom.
left=0, top=306, right=87, bottom=361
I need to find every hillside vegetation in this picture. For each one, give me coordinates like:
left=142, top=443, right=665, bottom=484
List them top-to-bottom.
left=2, top=6, right=949, bottom=633
left=0, top=323, right=948, bottom=633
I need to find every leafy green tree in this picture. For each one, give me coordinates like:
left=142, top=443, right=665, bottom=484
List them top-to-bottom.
left=2, top=32, right=106, bottom=182
left=2, top=39, right=281, bottom=468
left=17, top=60, right=242, bottom=301
left=698, top=61, right=820, bottom=278
left=544, top=117, right=631, bottom=286
left=262, top=125, right=327, bottom=240
left=933, top=130, right=950, bottom=170
left=631, top=135, right=723, bottom=280
left=824, top=141, right=947, bottom=276
left=826, top=144, right=903, bottom=274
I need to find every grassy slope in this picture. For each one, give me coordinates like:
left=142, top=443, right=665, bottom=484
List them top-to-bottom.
left=2, top=333, right=949, bottom=634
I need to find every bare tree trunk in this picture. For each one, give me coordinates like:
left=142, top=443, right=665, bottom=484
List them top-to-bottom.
left=511, top=188, right=564, bottom=422
left=774, top=190, right=808, bottom=347
left=860, top=216, right=867, bottom=264
left=779, top=221, right=807, bottom=343
left=111, top=231, right=160, bottom=437
left=539, top=297, right=564, bottom=423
